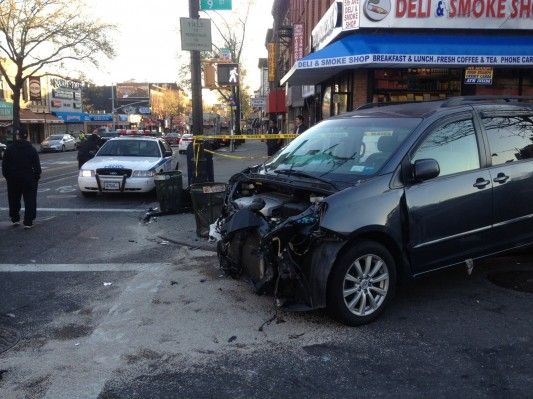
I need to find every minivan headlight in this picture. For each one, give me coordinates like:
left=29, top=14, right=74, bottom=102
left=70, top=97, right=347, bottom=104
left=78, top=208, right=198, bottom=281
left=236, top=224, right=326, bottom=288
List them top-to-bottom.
left=80, top=169, right=94, bottom=177
left=132, top=170, right=155, bottom=177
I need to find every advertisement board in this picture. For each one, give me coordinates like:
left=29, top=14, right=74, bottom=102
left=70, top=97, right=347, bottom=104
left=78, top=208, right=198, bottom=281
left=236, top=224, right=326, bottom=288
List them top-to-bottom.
left=343, top=0, right=533, bottom=30
left=312, top=1, right=342, bottom=50
left=293, top=24, right=304, bottom=61
left=268, top=43, right=277, bottom=82
left=465, top=67, right=494, bottom=84
left=29, top=77, right=42, bottom=101
left=48, top=77, right=83, bottom=115
left=116, top=83, right=150, bottom=99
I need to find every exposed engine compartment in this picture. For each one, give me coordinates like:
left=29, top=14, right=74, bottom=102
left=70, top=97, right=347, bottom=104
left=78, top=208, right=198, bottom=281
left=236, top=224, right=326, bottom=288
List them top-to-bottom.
left=215, top=173, right=338, bottom=310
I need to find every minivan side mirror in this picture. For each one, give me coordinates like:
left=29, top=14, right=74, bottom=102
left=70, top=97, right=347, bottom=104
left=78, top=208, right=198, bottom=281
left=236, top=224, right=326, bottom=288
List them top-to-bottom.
left=413, top=158, right=440, bottom=181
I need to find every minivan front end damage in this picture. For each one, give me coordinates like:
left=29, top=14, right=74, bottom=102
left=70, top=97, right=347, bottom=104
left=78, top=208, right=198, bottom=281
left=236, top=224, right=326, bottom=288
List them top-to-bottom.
left=215, top=173, right=345, bottom=310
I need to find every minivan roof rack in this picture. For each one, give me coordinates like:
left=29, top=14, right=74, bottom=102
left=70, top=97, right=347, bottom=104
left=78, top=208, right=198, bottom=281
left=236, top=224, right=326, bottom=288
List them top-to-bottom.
left=441, top=96, right=533, bottom=107
left=356, top=100, right=441, bottom=110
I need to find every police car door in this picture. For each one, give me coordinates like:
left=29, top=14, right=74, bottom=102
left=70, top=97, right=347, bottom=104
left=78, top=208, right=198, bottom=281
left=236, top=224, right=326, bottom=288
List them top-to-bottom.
left=159, top=140, right=177, bottom=171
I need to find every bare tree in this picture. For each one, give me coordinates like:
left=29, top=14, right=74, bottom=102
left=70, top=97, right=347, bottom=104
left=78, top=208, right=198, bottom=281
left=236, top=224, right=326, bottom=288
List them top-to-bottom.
left=0, top=0, right=115, bottom=132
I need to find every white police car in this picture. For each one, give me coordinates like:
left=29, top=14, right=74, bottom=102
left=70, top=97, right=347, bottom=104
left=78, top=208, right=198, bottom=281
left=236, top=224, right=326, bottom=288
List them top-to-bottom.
left=78, top=136, right=178, bottom=196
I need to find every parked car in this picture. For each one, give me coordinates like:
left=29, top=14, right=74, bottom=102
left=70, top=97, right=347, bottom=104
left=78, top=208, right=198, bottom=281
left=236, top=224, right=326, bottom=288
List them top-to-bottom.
left=215, top=96, right=533, bottom=326
left=164, top=132, right=181, bottom=146
left=178, top=133, right=193, bottom=154
left=40, top=134, right=77, bottom=152
left=78, top=136, right=178, bottom=196
left=0, top=141, right=6, bottom=159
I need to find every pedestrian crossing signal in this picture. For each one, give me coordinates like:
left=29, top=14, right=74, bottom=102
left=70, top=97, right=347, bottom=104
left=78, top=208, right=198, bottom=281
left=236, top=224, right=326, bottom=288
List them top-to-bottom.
left=217, top=63, right=239, bottom=86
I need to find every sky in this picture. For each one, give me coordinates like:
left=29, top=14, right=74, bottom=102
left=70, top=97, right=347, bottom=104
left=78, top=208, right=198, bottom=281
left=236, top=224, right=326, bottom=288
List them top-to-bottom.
left=85, top=0, right=273, bottom=95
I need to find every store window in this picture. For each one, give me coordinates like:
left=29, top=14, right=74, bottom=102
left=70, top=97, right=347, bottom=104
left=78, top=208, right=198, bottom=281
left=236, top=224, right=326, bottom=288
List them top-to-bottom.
left=373, top=68, right=462, bottom=103
left=475, top=69, right=520, bottom=96
left=321, top=76, right=352, bottom=120
left=322, top=86, right=332, bottom=119
left=482, top=115, right=533, bottom=164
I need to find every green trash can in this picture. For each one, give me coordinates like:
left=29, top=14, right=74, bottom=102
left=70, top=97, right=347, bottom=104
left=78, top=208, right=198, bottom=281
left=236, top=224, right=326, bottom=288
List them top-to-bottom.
left=154, top=171, right=183, bottom=212
left=190, top=182, right=227, bottom=238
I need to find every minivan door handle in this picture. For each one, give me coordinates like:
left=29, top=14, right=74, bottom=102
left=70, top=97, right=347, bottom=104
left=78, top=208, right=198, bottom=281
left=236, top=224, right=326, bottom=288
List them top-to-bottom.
left=493, top=173, right=510, bottom=184
left=473, top=178, right=491, bottom=189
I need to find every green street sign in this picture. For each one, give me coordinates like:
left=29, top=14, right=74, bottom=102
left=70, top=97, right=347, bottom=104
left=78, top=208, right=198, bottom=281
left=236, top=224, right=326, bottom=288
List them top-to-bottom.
left=200, top=0, right=232, bottom=11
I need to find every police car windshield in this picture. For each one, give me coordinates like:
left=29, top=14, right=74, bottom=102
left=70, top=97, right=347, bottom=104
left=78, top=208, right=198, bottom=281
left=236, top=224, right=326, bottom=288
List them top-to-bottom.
left=97, top=139, right=161, bottom=157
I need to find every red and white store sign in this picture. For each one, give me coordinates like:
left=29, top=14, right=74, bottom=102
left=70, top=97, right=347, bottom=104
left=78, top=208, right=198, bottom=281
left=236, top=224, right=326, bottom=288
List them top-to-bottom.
left=343, top=0, right=533, bottom=30
left=293, top=24, right=304, bottom=61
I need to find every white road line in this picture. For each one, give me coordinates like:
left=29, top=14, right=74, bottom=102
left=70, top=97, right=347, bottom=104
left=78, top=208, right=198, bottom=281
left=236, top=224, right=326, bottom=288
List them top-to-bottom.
left=0, top=207, right=148, bottom=213
left=0, top=263, right=172, bottom=272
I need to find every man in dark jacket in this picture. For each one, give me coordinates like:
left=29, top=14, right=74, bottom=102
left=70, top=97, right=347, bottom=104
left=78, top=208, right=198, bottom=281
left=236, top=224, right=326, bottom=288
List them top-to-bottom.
left=294, top=115, right=307, bottom=135
left=266, top=119, right=282, bottom=156
left=1, top=127, right=41, bottom=228
left=77, top=133, right=100, bottom=169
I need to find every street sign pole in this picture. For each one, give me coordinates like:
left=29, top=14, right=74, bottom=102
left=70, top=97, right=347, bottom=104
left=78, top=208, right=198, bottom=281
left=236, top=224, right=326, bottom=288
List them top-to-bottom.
left=189, top=0, right=203, bottom=137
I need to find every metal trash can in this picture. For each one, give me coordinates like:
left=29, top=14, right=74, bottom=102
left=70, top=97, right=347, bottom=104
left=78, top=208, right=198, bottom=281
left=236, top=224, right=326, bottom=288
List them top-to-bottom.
left=186, top=142, right=214, bottom=186
left=154, top=171, right=183, bottom=212
left=190, top=182, right=227, bottom=238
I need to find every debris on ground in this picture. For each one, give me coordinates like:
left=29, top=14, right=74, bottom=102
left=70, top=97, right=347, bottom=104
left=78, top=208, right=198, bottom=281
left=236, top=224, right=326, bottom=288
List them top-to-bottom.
left=170, top=281, right=178, bottom=286
left=103, top=282, right=112, bottom=287
left=258, top=314, right=277, bottom=332
left=289, top=333, right=305, bottom=339
left=228, top=336, right=237, bottom=343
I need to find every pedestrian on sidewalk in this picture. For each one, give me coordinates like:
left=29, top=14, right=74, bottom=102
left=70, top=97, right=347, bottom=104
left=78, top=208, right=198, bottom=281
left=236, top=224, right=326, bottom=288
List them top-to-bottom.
left=294, top=115, right=307, bottom=135
left=266, top=119, right=282, bottom=156
left=1, top=127, right=41, bottom=229
left=77, top=132, right=100, bottom=169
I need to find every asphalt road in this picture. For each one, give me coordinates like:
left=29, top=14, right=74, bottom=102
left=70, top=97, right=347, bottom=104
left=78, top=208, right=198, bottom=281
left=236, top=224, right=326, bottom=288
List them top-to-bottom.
left=1, top=144, right=532, bottom=399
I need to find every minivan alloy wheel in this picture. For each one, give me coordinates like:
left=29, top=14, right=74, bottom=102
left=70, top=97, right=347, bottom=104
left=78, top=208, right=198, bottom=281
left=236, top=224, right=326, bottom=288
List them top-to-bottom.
left=327, top=241, right=396, bottom=326
left=343, top=254, right=389, bottom=316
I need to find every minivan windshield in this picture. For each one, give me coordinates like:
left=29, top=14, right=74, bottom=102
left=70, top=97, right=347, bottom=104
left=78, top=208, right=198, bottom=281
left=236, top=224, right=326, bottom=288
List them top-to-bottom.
left=264, top=117, right=421, bottom=182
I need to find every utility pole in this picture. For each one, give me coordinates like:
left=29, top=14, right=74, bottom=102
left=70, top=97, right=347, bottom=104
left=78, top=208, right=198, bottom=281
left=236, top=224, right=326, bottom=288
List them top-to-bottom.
left=189, top=0, right=203, bottom=136
left=111, top=84, right=115, bottom=131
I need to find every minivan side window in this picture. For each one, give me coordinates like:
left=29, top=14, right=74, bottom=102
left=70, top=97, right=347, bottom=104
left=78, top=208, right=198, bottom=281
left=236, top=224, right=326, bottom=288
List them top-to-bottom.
left=482, top=115, right=533, bottom=165
left=412, top=119, right=479, bottom=177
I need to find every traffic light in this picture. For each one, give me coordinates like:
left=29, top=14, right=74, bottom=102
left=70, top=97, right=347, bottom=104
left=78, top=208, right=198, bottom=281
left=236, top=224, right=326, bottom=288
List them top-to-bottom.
left=203, top=62, right=216, bottom=89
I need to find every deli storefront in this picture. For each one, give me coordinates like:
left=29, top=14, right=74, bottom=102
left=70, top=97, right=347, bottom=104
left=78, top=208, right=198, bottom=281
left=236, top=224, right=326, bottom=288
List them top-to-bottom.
left=281, top=0, right=533, bottom=120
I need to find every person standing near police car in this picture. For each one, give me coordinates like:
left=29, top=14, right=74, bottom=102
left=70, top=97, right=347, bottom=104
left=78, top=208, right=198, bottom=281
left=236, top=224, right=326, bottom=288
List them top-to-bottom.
left=266, top=119, right=282, bottom=156
left=2, top=127, right=41, bottom=228
left=77, top=132, right=100, bottom=169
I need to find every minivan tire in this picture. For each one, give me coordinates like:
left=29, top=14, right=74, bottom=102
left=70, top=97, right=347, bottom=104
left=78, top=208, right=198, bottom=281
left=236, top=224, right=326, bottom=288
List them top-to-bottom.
left=327, top=241, right=397, bottom=326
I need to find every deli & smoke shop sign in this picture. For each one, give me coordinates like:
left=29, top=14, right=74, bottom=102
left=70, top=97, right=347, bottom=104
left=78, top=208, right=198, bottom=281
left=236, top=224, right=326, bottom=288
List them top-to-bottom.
left=343, top=0, right=533, bottom=30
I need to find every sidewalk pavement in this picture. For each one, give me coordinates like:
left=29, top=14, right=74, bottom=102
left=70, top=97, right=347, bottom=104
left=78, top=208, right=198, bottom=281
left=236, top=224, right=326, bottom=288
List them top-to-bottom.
left=146, top=140, right=270, bottom=252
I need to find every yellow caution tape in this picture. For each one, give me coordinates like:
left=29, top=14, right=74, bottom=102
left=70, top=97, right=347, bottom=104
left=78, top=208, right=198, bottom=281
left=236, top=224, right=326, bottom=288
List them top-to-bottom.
left=193, top=133, right=298, bottom=141
left=203, top=148, right=269, bottom=160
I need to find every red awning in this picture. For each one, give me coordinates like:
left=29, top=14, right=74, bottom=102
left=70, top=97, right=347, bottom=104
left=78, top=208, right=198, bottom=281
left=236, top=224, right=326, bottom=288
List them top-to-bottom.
left=266, top=88, right=286, bottom=114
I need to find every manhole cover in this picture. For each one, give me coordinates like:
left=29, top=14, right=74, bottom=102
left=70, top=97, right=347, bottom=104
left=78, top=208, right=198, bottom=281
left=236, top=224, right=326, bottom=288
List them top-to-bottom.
left=488, top=271, right=533, bottom=293
left=0, top=326, right=20, bottom=354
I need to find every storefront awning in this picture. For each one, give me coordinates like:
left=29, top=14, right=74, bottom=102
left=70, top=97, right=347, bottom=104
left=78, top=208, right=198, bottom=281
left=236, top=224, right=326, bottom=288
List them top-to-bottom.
left=281, top=33, right=533, bottom=86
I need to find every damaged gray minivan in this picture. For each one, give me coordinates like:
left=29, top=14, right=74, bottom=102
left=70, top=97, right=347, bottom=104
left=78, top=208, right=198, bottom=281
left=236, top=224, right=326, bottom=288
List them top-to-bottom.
left=214, top=98, right=533, bottom=325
